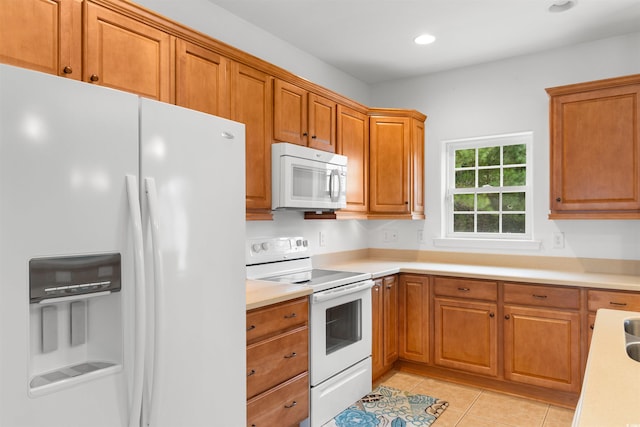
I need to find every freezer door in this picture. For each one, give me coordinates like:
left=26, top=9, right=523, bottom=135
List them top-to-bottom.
left=0, top=64, right=139, bottom=426
left=139, top=98, right=247, bottom=427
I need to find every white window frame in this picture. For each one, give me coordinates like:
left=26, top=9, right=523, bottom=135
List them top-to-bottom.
left=440, top=131, right=535, bottom=245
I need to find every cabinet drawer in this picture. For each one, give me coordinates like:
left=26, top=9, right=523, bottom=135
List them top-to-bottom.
left=434, top=277, right=497, bottom=301
left=503, top=283, right=579, bottom=309
left=588, top=289, right=640, bottom=312
left=247, top=297, right=308, bottom=343
left=247, top=326, right=308, bottom=398
left=247, top=372, right=309, bottom=427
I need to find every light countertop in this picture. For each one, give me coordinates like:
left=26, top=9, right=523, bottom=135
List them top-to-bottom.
left=317, top=259, right=640, bottom=291
left=246, top=278, right=312, bottom=311
left=572, top=309, right=640, bottom=426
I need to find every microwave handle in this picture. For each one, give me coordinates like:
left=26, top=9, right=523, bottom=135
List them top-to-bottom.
left=329, top=169, right=340, bottom=202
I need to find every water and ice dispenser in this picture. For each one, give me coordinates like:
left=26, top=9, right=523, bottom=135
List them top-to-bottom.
left=28, top=253, right=123, bottom=395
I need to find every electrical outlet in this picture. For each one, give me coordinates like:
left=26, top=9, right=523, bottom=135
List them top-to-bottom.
left=383, top=229, right=398, bottom=242
left=417, top=229, right=424, bottom=243
left=319, top=231, right=326, bottom=247
left=552, top=232, right=565, bottom=249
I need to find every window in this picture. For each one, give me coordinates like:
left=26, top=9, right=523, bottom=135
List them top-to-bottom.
left=444, top=132, right=533, bottom=240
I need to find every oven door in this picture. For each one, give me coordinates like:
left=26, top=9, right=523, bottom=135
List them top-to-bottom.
left=309, top=279, right=373, bottom=386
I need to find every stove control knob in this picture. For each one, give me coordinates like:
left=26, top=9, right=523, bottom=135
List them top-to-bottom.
left=296, top=239, right=303, bottom=247
left=303, top=239, right=308, bottom=247
left=261, top=242, right=270, bottom=251
left=251, top=243, right=262, bottom=253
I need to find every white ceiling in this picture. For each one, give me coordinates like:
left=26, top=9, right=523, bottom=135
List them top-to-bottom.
left=205, top=0, right=640, bottom=84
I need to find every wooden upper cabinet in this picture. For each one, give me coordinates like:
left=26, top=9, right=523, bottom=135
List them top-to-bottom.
left=0, top=0, right=82, bottom=79
left=85, top=1, right=171, bottom=101
left=175, top=39, right=230, bottom=118
left=230, top=62, right=274, bottom=220
left=547, top=74, right=640, bottom=219
left=273, top=79, right=336, bottom=152
left=337, top=105, right=369, bottom=216
left=369, top=110, right=426, bottom=219
left=369, top=115, right=411, bottom=216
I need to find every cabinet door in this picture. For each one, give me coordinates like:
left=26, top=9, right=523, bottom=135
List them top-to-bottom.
left=0, top=0, right=81, bottom=79
left=85, top=2, right=171, bottom=101
left=176, top=39, right=229, bottom=118
left=230, top=63, right=273, bottom=219
left=548, top=77, right=640, bottom=217
left=273, top=79, right=307, bottom=146
left=308, top=93, right=336, bottom=152
left=337, top=105, right=369, bottom=215
left=369, top=116, right=411, bottom=215
left=411, top=118, right=425, bottom=218
left=398, top=274, right=429, bottom=363
left=382, top=275, right=398, bottom=366
left=371, top=280, right=384, bottom=380
left=434, top=298, right=497, bottom=376
left=504, top=305, right=581, bottom=392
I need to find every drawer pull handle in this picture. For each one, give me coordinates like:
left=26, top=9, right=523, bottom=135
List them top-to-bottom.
left=457, top=287, right=470, bottom=292
left=532, top=294, right=548, bottom=299
left=609, top=301, right=627, bottom=307
left=284, top=313, right=297, bottom=319
left=247, top=325, right=256, bottom=331
left=284, top=352, right=297, bottom=359
left=247, top=369, right=256, bottom=377
left=284, top=401, right=297, bottom=409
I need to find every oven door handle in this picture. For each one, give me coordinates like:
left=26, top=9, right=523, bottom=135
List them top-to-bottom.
left=312, top=279, right=374, bottom=303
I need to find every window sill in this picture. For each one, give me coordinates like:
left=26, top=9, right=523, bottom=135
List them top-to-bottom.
left=433, top=237, right=542, bottom=251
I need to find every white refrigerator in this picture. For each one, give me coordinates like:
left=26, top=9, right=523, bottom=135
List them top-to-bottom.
left=0, top=64, right=246, bottom=427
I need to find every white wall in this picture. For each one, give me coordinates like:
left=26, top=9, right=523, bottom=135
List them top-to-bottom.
left=133, top=0, right=371, bottom=104
left=370, top=33, right=640, bottom=261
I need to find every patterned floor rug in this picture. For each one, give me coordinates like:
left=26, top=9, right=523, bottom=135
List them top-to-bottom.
left=323, top=385, right=449, bottom=427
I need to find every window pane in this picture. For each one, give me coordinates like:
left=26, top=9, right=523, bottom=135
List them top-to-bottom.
left=503, top=144, right=526, bottom=165
left=478, top=146, right=500, bottom=166
left=455, top=149, right=475, bottom=168
left=504, top=166, right=526, bottom=186
left=478, top=168, right=500, bottom=187
left=455, top=170, right=476, bottom=188
left=502, top=192, right=525, bottom=211
left=477, top=193, right=499, bottom=211
left=454, top=194, right=474, bottom=211
left=454, top=214, right=474, bottom=232
left=477, top=214, right=499, bottom=232
left=503, top=214, right=525, bottom=233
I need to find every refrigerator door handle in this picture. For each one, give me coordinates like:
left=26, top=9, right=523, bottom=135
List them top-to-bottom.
left=125, top=175, right=146, bottom=427
left=144, top=177, right=164, bottom=426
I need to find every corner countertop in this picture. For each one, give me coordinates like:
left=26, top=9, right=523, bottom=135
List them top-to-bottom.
left=316, top=259, right=640, bottom=291
left=246, top=278, right=312, bottom=311
left=572, top=309, right=640, bottom=426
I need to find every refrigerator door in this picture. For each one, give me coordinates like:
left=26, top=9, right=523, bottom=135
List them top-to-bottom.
left=0, top=65, right=139, bottom=426
left=139, top=98, right=246, bottom=427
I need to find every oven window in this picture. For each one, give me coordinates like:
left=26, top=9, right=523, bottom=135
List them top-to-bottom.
left=325, top=299, right=361, bottom=355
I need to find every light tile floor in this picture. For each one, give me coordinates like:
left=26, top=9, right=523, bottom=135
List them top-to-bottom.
left=375, top=371, right=575, bottom=427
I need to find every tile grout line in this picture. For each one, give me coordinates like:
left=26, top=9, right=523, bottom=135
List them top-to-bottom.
left=453, top=387, right=485, bottom=426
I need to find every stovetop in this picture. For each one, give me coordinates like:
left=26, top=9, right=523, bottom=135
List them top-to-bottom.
left=246, top=236, right=371, bottom=292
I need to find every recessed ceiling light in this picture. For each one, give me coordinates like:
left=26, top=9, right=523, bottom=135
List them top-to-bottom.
left=549, top=0, right=575, bottom=13
left=414, top=34, right=436, bottom=45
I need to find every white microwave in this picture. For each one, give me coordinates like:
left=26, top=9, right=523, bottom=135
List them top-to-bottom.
left=272, top=142, right=347, bottom=211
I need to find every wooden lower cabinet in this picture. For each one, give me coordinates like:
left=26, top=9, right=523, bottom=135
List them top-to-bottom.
left=398, top=274, right=430, bottom=363
left=372, top=275, right=398, bottom=380
left=586, top=289, right=640, bottom=346
left=246, top=297, right=309, bottom=426
left=434, top=298, right=498, bottom=376
left=503, top=305, right=581, bottom=393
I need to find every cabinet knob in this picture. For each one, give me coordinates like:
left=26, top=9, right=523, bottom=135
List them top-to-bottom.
left=62, top=66, right=73, bottom=74
left=89, top=74, right=99, bottom=82
left=302, top=132, right=308, bottom=137
left=311, top=135, right=317, bottom=139
left=556, top=197, right=562, bottom=202
left=386, top=284, right=393, bottom=289
left=489, top=312, right=495, bottom=318
left=505, top=314, right=511, bottom=320
left=590, top=324, right=595, bottom=330
left=247, top=369, right=256, bottom=377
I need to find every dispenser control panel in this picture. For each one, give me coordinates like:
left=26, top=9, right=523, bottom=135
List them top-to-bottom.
left=29, top=253, right=121, bottom=303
